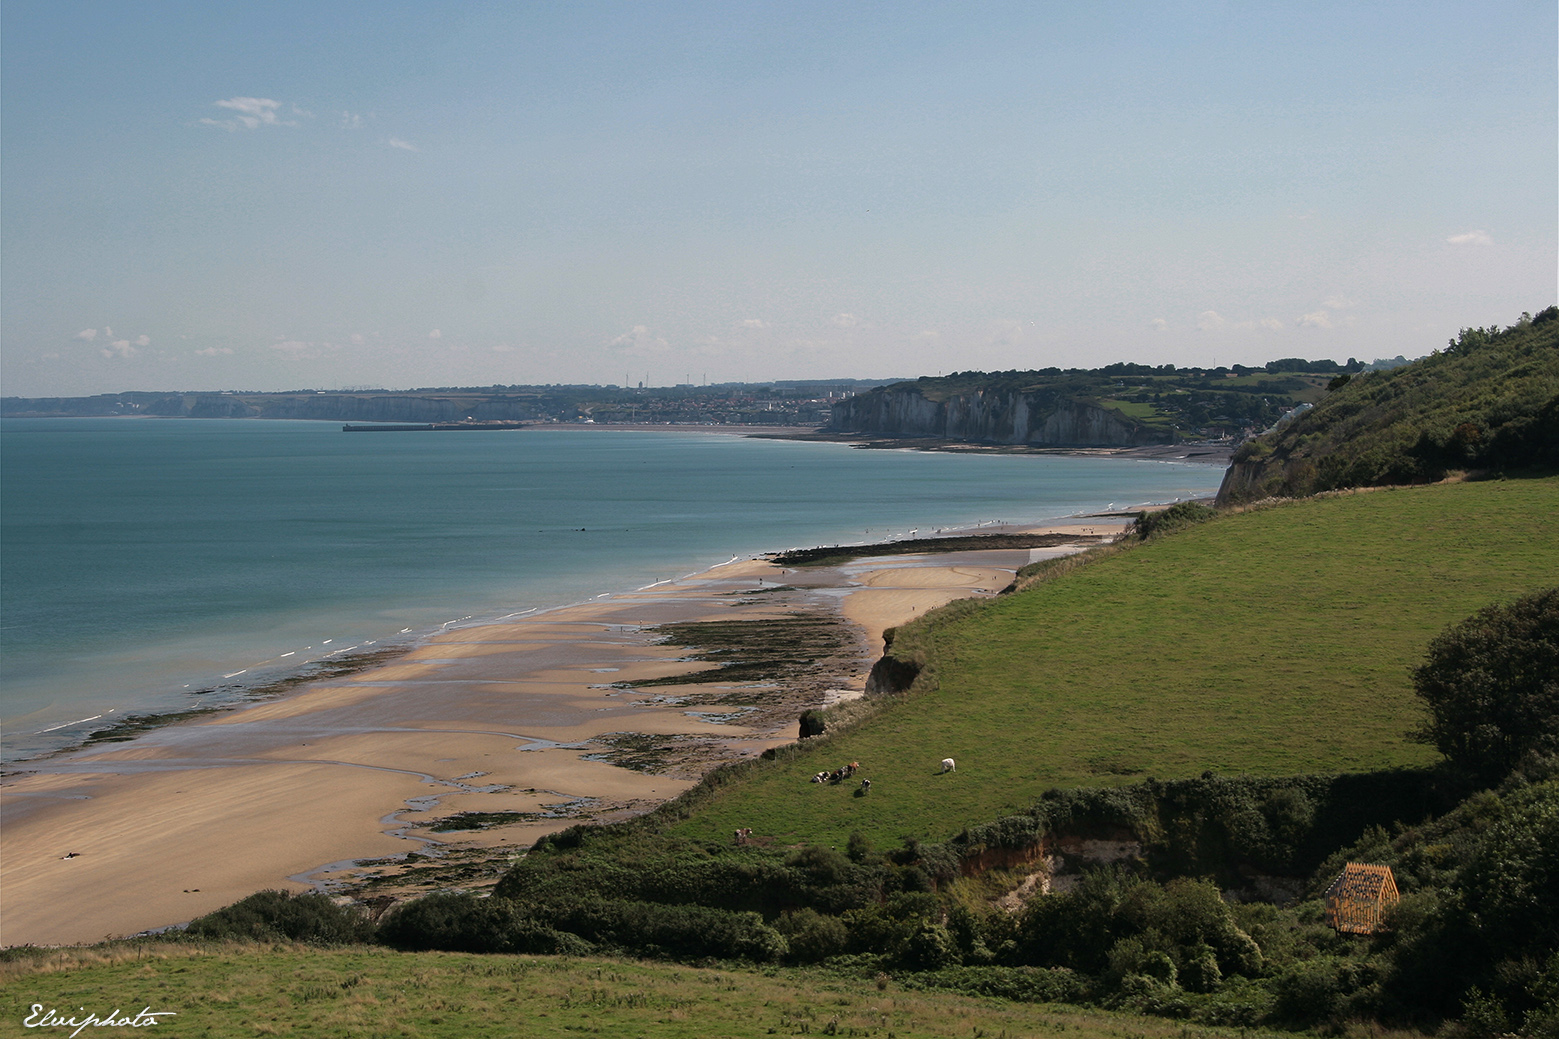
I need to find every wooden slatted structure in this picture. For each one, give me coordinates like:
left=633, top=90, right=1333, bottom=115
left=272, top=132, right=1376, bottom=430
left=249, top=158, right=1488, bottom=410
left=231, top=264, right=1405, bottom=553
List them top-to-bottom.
left=1324, top=862, right=1400, bottom=935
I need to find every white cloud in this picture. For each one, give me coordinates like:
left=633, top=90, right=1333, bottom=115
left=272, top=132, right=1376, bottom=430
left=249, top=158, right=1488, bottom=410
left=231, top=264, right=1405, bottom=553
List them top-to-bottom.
left=200, top=97, right=296, bottom=131
left=341, top=111, right=364, bottom=129
left=388, top=137, right=419, bottom=151
left=1447, top=230, right=1493, bottom=246
left=1322, top=296, right=1357, bottom=310
left=1197, top=310, right=1227, bottom=331
left=1299, top=310, right=1333, bottom=329
left=831, top=313, right=859, bottom=328
left=740, top=318, right=767, bottom=330
left=1150, top=318, right=1168, bottom=331
left=1259, top=318, right=1284, bottom=332
left=609, top=325, right=671, bottom=355
left=104, top=326, right=113, bottom=337
left=75, top=328, right=99, bottom=341
left=427, top=329, right=442, bottom=339
left=349, top=332, right=366, bottom=344
left=133, top=334, right=151, bottom=347
left=101, top=339, right=137, bottom=359
left=271, top=340, right=317, bottom=357
left=195, top=347, right=234, bottom=356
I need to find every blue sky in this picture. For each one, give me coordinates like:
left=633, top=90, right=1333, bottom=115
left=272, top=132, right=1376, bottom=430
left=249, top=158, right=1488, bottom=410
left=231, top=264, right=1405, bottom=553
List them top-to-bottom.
left=3, top=1, right=1554, bottom=395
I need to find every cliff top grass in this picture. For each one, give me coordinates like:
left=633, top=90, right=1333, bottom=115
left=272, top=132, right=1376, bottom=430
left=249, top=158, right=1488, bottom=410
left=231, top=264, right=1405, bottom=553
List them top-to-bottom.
left=670, top=476, right=1559, bottom=850
left=0, top=943, right=1298, bottom=1039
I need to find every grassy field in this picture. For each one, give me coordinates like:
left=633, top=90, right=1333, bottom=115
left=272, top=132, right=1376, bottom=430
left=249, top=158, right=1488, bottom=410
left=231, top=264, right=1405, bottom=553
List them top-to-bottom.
left=671, top=477, right=1559, bottom=850
left=0, top=943, right=1304, bottom=1039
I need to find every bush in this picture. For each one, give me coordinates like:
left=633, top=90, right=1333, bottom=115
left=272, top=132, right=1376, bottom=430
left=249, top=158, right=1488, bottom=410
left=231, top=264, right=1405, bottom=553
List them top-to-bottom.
left=1132, top=502, right=1217, bottom=541
left=1411, top=587, right=1559, bottom=785
left=184, top=890, right=373, bottom=945
left=376, top=892, right=584, bottom=955
left=537, top=899, right=787, bottom=962
left=774, top=908, right=848, bottom=963
left=903, top=922, right=960, bottom=970
left=1267, top=956, right=1376, bottom=1028
left=900, top=965, right=1090, bottom=1004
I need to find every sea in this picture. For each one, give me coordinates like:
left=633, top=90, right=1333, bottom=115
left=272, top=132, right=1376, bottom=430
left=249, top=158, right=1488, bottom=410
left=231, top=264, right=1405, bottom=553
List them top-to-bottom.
left=0, top=418, right=1225, bottom=762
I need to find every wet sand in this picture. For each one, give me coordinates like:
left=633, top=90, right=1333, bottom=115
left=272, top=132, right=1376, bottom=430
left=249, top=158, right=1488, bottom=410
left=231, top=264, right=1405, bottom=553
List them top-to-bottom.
left=0, top=519, right=1128, bottom=947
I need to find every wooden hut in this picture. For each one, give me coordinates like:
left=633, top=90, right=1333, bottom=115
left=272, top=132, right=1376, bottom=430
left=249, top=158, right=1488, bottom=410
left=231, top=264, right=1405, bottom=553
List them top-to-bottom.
left=1323, top=862, right=1400, bottom=935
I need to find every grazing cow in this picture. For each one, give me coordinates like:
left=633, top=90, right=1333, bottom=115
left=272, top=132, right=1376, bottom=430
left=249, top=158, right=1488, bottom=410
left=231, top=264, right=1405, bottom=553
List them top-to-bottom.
left=940, top=758, right=956, bottom=774
left=860, top=779, right=871, bottom=793
left=734, top=827, right=753, bottom=846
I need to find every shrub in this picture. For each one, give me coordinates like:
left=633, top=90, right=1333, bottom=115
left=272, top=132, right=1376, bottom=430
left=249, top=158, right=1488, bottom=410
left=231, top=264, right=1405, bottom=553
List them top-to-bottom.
left=1131, top=502, right=1217, bottom=541
left=1411, top=587, right=1559, bottom=785
left=184, top=890, right=373, bottom=945
left=376, top=892, right=583, bottom=955
left=538, top=899, right=787, bottom=962
left=774, top=908, right=848, bottom=963
left=903, top=922, right=960, bottom=970
left=1267, top=956, right=1375, bottom=1028
left=900, top=965, right=1090, bottom=1005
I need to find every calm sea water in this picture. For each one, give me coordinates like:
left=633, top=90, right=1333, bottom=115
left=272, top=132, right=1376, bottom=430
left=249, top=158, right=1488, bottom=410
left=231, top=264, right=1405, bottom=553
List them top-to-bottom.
left=1, top=418, right=1224, bottom=761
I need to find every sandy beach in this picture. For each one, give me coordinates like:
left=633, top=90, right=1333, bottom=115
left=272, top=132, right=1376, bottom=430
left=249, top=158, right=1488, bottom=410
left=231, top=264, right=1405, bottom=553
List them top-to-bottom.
left=0, top=518, right=1128, bottom=947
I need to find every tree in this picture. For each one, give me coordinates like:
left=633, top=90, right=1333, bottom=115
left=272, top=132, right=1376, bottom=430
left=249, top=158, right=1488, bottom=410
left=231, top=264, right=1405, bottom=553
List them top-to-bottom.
left=1411, top=588, right=1559, bottom=784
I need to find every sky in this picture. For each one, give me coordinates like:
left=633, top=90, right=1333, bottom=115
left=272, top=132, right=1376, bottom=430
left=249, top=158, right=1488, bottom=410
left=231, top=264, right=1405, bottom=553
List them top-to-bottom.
left=2, top=1, right=1554, bottom=395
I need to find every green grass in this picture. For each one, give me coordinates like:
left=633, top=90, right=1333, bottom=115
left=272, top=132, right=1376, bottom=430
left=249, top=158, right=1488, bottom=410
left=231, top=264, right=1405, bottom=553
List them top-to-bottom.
left=1095, top=398, right=1173, bottom=426
left=670, top=477, right=1559, bottom=850
left=0, top=943, right=1300, bottom=1039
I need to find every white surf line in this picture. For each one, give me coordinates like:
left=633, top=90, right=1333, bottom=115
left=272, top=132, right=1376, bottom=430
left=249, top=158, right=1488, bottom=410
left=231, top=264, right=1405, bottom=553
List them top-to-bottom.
left=36, top=709, right=115, bottom=734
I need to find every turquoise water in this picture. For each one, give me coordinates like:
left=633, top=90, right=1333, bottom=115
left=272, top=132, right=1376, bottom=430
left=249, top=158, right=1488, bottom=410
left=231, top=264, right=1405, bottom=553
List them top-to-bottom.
left=0, top=418, right=1224, bottom=760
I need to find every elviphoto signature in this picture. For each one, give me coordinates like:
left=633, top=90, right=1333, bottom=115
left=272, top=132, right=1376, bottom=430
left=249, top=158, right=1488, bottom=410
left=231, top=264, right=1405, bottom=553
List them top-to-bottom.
left=23, top=1005, right=176, bottom=1037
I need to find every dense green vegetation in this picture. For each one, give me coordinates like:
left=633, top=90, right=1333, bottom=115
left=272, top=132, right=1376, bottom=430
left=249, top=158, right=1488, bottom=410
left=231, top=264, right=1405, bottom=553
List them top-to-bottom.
left=1219, top=306, right=1559, bottom=503
left=38, top=764, right=1548, bottom=1032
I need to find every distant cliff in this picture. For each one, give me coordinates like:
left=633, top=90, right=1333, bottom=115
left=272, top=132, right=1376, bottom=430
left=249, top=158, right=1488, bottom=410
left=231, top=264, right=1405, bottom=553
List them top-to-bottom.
left=830, top=385, right=1172, bottom=447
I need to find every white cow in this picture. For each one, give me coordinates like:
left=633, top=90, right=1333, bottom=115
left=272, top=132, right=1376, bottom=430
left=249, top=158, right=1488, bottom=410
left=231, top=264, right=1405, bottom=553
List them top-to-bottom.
left=940, top=758, right=956, bottom=774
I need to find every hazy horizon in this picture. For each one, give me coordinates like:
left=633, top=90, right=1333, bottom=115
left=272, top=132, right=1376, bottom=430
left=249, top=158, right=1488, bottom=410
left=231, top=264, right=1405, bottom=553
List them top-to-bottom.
left=4, top=2, right=1554, bottom=397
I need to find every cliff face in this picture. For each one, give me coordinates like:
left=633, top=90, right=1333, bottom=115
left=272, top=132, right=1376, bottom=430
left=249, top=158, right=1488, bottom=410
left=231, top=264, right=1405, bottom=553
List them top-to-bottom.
left=830, top=387, right=1170, bottom=447
left=1215, top=460, right=1280, bottom=505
